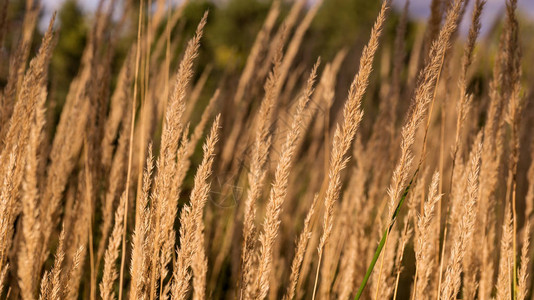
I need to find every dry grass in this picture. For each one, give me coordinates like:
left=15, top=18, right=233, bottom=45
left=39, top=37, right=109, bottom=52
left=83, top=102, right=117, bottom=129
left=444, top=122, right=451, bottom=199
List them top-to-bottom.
left=0, top=0, right=533, bottom=299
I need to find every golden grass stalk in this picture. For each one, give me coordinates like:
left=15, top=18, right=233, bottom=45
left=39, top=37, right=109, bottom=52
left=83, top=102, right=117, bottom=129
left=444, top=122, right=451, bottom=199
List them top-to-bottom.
left=0, top=0, right=39, bottom=141
left=220, top=0, right=280, bottom=170
left=233, top=0, right=280, bottom=106
left=257, top=0, right=305, bottom=84
left=275, top=0, right=323, bottom=98
left=367, top=0, right=409, bottom=167
left=388, top=0, right=463, bottom=221
left=423, top=0, right=445, bottom=63
left=449, top=0, right=485, bottom=188
left=502, top=0, right=523, bottom=292
left=117, top=1, right=145, bottom=297
left=312, top=2, right=388, bottom=299
left=371, top=2, right=463, bottom=297
left=439, top=3, right=485, bottom=299
left=147, top=12, right=208, bottom=300
left=0, top=13, right=55, bottom=276
left=239, top=32, right=284, bottom=300
left=40, top=45, right=92, bottom=274
left=101, top=52, right=134, bottom=171
left=253, top=59, right=319, bottom=299
left=477, top=77, right=505, bottom=300
left=18, top=85, right=47, bottom=300
left=170, top=89, right=220, bottom=203
left=97, top=106, right=132, bottom=271
left=171, top=115, right=220, bottom=300
left=190, top=116, right=221, bottom=300
left=158, top=127, right=191, bottom=297
left=440, top=133, right=482, bottom=300
left=526, top=140, right=534, bottom=222
left=335, top=143, right=371, bottom=300
left=129, top=146, right=154, bottom=300
left=58, top=172, right=91, bottom=300
left=414, top=172, right=441, bottom=299
left=100, top=192, right=127, bottom=300
left=284, top=194, right=319, bottom=300
left=496, top=205, right=513, bottom=300
left=392, top=215, right=413, bottom=300
left=479, top=219, right=496, bottom=299
left=517, top=222, right=530, bottom=300
left=49, top=228, right=66, bottom=300
left=337, top=229, right=360, bottom=300
left=65, top=245, right=86, bottom=300
left=0, top=264, right=7, bottom=296
left=39, top=270, right=51, bottom=300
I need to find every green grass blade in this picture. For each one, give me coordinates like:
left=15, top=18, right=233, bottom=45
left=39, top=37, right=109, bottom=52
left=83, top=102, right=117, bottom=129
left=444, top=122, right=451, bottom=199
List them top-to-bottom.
left=354, top=167, right=419, bottom=300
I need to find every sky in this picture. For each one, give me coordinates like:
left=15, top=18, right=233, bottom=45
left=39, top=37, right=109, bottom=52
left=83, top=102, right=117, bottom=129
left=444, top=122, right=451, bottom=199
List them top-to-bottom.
left=39, top=0, right=534, bottom=33
left=42, top=0, right=98, bottom=12
left=394, top=0, right=534, bottom=35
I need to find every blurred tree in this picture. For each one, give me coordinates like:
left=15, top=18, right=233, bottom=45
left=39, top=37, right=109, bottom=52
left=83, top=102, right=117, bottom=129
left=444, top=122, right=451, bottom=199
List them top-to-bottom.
left=0, top=0, right=40, bottom=86
left=50, top=0, right=87, bottom=111
left=310, top=0, right=381, bottom=60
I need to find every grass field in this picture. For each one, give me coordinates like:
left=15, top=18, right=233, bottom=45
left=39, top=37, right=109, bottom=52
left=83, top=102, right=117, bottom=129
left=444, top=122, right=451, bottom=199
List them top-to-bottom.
left=0, top=0, right=534, bottom=299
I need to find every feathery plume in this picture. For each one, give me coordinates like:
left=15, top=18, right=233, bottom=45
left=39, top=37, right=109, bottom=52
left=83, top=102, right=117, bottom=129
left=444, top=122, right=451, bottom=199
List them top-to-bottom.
left=312, top=3, right=388, bottom=299
left=148, top=12, right=208, bottom=300
left=0, top=13, right=55, bottom=274
left=239, top=31, right=285, bottom=300
left=253, top=59, right=320, bottom=299
left=171, top=115, right=220, bottom=300
left=440, top=133, right=482, bottom=300
left=129, top=146, right=154, bottom=300
left=414, top=172, right=441, bottom=299
left=100, top=192, right=127, bottom=300
left=284, top=194, right=319, bottom=300
left=495, top=206, right=513, bottom=300
left=517, top=222, right=530, bottom=300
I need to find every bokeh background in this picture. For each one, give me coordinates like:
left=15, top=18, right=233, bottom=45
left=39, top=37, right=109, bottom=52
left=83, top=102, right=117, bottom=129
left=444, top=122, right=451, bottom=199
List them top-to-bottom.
left=3, top=0, right=534, bottom=128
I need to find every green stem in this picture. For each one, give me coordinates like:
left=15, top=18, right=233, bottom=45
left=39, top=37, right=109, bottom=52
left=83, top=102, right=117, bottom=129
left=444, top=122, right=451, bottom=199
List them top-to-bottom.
left=354, top=167, right=419, bottom=300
